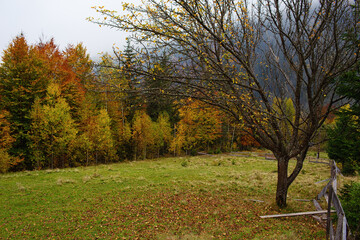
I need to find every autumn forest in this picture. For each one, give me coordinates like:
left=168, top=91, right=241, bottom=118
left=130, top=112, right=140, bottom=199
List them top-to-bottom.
left=0, top=35, right=259, bottom=173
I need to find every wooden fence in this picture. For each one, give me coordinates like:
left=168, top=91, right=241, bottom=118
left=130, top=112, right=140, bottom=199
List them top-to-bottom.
left=255, top=155, right=351, bottom=239
left=309, top=156, right=331, bottom=165
left=316, top=160, right=350, bottom=240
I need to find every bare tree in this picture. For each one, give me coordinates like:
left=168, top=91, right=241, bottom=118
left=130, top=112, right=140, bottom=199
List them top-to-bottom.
left=90, top=0, right=359, bottom=207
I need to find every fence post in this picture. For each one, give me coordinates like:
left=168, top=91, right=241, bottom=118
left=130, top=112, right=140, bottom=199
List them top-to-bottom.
left=315, top=160, right=349, bottom=239
left=330, top=161, right=337, bottom=194
left=326, top=185, right=334, bottom=239
left=335, top=213, right=344, bottom=239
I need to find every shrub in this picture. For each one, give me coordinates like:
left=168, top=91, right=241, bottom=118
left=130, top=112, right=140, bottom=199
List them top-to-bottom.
left=339, top=182, right=360, bottom=239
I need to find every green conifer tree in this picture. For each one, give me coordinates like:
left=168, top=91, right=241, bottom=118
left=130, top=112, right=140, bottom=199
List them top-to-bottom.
left=0, top=35, right=49, bottom=168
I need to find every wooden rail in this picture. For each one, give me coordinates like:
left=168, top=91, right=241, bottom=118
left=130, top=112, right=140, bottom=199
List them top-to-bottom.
left=264, top=153, right=276, bottom=160
left=258, top=156, right=350, bottom=239
left=308, top=156, right=331, bottom=165
left=316, top=160, right=350, bottom=240
left=260, top=210, right=334, bottom=219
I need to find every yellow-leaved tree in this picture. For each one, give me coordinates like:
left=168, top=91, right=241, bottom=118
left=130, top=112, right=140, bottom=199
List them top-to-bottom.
left=29, top=83, right=77, bottom=169
left=171, top=99, right=222, bottom=155
left=75, top=102, right=118, bottom=165
left=94, top=109, right=118, bottom=163
left=132, top=110, right=153, bottom=160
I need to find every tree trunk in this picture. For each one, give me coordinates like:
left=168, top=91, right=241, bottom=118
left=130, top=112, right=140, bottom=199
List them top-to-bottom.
left=231, top=125, right=235, bottom=152
left=275, top=150, right=307, bottom=208
left=51, top=151, right=54, bottom=169
left=276, top=157, right=289, bottom=208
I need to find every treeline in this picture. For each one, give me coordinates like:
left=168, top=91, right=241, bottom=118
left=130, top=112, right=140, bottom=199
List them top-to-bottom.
left=0, top=35, right=259, bottom=172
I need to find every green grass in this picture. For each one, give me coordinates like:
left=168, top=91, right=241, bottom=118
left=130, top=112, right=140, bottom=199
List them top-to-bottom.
left=0, top=154, right=357, bottom=239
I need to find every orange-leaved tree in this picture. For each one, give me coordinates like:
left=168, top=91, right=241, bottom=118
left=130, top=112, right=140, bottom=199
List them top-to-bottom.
left=0, top=35, right=91, bottom=169
left=35, top=39, right=89, bottom=120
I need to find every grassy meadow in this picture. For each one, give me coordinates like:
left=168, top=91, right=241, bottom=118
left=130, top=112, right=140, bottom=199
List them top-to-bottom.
left=1, top=153, right=358, bottom=239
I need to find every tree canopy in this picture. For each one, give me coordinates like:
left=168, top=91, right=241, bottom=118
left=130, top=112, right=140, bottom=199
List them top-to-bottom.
left=91, top=0, right=359, bottom=207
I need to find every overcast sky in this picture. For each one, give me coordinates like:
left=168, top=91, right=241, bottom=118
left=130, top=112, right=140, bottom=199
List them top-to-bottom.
left=0, top=0, right=141, bottom=61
